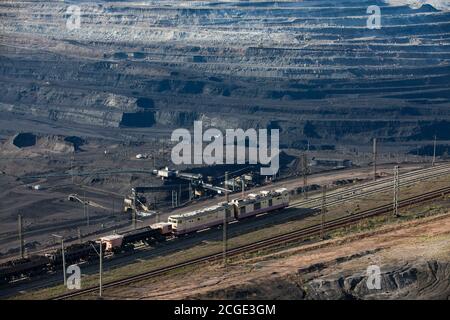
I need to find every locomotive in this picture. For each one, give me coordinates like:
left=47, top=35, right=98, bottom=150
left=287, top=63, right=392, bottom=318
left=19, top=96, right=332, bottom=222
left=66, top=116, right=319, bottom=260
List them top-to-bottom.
left=0, top=188, right=289, bottom=285
left=168, top=188, right=289, bottom=235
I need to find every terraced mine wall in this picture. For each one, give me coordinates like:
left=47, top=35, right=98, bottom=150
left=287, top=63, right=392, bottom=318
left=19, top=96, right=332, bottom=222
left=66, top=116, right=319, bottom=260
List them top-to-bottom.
left=1, top=0, right=450, bottom=146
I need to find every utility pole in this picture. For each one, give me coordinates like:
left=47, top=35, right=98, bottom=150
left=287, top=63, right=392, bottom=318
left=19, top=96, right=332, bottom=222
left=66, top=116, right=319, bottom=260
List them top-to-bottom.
left=432, top=135, right=437, bottom=167
left=373, top=138, right=377, bottom=181
left=70, top=154, right=74, bottom=185
left=302, top=154, right=309, bottom=199
left=393, top=166, right=400, bottom=217
left=223, top=172, right=229, bottom=269
left=241, top=178, right=245, bottom=198
left=189, top=183, right=192, bottom=201
left=179, top=184, right=182, bottom=206
left=320, top=186, right=327, bottom=240
left=83, top=189, right=89, bottom=226
left=83, top=190, right=86, bottom=220
left=131, top=190, right=136, bottom=229
left=86, top=202, right=89, bottom=227
left=18, top=214, right=24, bottom=259
left=77, top=227, right=82, bottom=244
left=53, top=234, right=66, bottom=286
left=61, top=238, right=66, bottom=286
left=99, top=240, right=103, bottom=298
left=90, top=241, right=103, bottom=298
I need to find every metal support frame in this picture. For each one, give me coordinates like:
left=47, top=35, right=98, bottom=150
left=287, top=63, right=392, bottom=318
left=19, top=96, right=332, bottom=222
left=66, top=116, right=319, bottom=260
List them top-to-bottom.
left=172, top=190, right=178, bottom=208
left=52, top=234, right=66, bottom=286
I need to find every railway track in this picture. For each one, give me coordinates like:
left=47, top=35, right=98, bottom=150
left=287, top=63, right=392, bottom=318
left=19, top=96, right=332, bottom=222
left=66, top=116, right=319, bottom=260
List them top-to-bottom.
left=289, top=163, right=450, bottom=209
left=9, top=164, right=449, bottom=243
left=52, top=185, right=450, bottom=300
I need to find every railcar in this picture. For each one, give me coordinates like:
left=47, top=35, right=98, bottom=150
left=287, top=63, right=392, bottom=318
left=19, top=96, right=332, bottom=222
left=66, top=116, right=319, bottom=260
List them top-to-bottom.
left=232, top=188, right=289, bottom=219
left=168, top=202, right=235, bottom=235
left=151, top=222, right=173, bottom=236
left=101, top=223, right=173, bottom=253
left=121, top=226, right=163, bottom=245
left=100, top=234, right=127, bottom=253
left=45, top=241, right=103, bottom=268
left=0, top=256, right=50, bottom=284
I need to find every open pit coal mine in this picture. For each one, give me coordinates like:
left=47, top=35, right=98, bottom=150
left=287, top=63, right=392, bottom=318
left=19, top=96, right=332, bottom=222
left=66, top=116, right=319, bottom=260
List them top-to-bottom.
left=0, top=0, right=449, bottom=147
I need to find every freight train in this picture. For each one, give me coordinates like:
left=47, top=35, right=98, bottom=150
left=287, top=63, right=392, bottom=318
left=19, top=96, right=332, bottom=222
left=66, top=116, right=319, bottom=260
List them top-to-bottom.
left=0, top=188, right=289, bottom=285
left=0, top=223, right=173, bottom=284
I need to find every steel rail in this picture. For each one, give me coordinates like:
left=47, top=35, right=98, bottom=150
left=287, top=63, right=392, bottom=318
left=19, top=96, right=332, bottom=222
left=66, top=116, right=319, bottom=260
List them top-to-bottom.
left=289, top=165, right=450, bottom=208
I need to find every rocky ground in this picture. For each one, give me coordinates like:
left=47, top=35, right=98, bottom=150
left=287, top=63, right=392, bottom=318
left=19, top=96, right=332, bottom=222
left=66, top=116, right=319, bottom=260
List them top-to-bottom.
left=0, top=0, right=449, bottom=150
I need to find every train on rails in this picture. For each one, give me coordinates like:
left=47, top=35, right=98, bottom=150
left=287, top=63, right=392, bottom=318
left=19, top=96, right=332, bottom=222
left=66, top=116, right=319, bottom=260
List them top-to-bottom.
left=0, top=188, right=288, bottom=284
left=168, top=188, right=289, bottom=235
